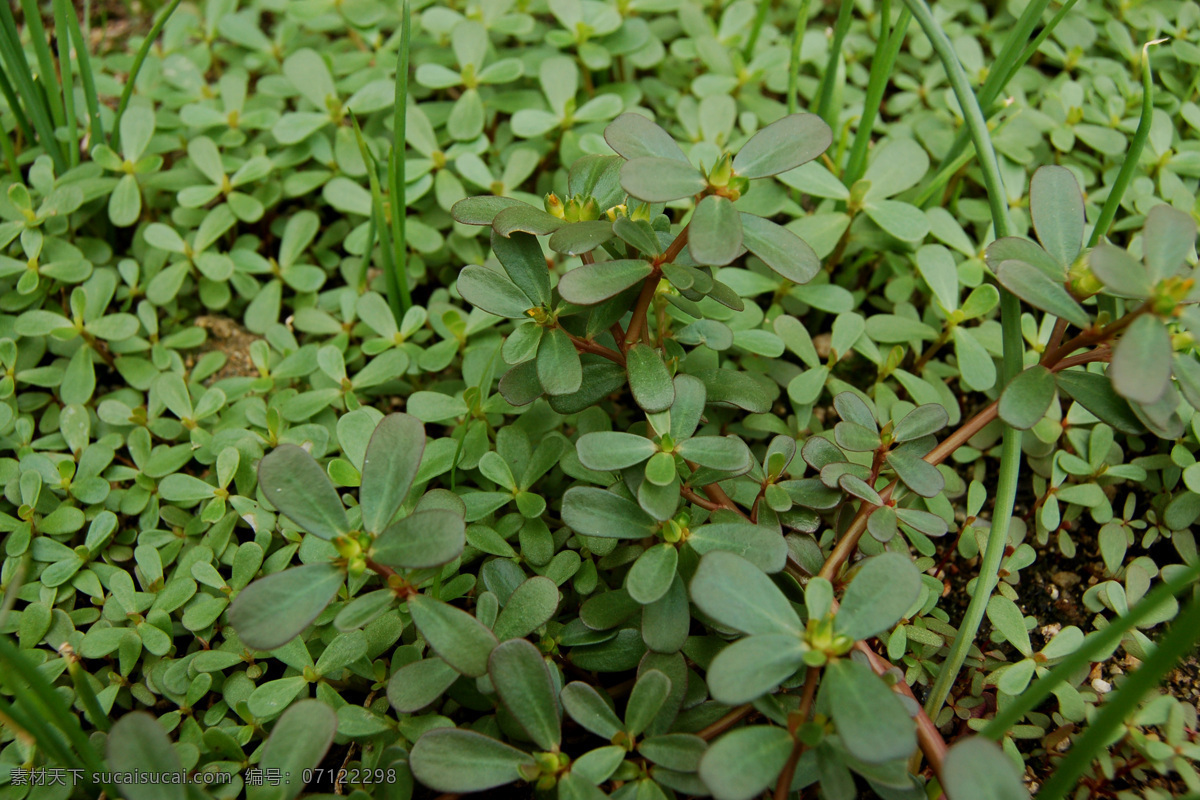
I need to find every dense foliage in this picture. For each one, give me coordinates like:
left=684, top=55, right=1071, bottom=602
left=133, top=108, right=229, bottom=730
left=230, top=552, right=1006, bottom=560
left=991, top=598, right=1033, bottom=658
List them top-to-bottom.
left=1, top=0, right=1200, bottom=799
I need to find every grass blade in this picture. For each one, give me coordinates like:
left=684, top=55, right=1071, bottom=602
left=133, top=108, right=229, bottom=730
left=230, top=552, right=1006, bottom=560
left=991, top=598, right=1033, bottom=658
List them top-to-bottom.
left=17, top=0, right=66, bottom=131
left=53, top=0, right=80, bottom=167
left=111, top=0, right=184, bottom=151
left=388, top=0, right=413, bottom=319
left=743, top=0, right=772, bottom=60
left=787, top=0, right=812, bottom=115
left=814, top=0, right=854, bottom=128
left=901, top=0, right=1023, bottom=729
left=65, top=1, right=103, bottom=145
left=0, top=3, right=66, bottom=171
left=843, top=4, right=910, bottom=185
left=0, top=58, right=34, bottom=144
left=0, top=111, right=19, bottom=179
left=351, top=114, right=402, bottom=323
left=981, top=560, right=1200, bottom=741
left=1036, top=594, right=1200, bottom=800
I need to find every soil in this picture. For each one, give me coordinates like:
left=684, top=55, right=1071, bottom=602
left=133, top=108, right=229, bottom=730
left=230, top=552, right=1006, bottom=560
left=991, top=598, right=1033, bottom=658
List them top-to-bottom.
left=191, top=315, right=262, bottom=382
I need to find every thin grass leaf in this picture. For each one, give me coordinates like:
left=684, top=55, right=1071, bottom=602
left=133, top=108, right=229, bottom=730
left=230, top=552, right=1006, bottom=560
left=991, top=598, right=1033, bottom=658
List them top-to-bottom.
left=17, top=0, right=66, bottom=130
left=53, top=0, right=79, bottom=167
left=111, top=0, right=184, bottom=151
left=387, top=0, right=413, bottom=319
left=787, top=0, right=813, bottom=115
left=65, top=1, right=102, bottom=144
left=0, top=4, right=65, bottom=170
left=843, top=5, right=911, bottom=185
left=351, top=114, right=401, bottom=323
left=1036, top=595, right=1200, bottom=800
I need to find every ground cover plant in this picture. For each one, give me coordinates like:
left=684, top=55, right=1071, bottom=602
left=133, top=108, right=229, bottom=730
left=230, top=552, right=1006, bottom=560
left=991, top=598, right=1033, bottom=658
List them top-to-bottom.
left=1, top=0, right=1200, bottom=798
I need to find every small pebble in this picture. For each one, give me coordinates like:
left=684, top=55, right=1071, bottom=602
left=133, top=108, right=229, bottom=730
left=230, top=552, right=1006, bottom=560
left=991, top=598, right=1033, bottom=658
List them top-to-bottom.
left=1092, top=678, right=1112, bottom=694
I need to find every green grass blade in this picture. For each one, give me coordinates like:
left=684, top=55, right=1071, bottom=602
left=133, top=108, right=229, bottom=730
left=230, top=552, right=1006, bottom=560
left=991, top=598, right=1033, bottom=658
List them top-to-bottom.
left=17, top=0, right=66, bottom=131
left=53, top=0, right=79, bottom=167
left=111, top=0, right=184, bottom=151
left=388, top=0, right=412, bottom=319
left=743, top=0, right=772, bottom=60
left=786, top=0, right=813, bottom=115
left=814, top=0, right=854, bottom=128
left=901, top=0, right=1024, bottom=727
left=977, top=0, right=1051, bottom=109
left=991, top=0, right=1080, bottom=108
left=65, top=1, right=103, bottom=145
left=0, top=4, right=66, bottom=171
left=843, top=4, right=910, bottom=185
left=1087, top=39, right=1162, bottom=249
left=0, top=57, right=34, bottom=144
left=0, top=112, right=19, bottom=179
left=351, top=114, right=402, bottom=323
left=981, top=560, right=1200, bottom=741
left=1037, top=594, right=1200, bottom=800
left=0, top=635, right=102, bottom=782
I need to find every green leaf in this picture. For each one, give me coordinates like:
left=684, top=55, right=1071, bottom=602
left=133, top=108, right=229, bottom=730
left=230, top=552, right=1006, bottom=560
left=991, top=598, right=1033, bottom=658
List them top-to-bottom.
left=732, top=112, right=831, bottom=179
left=604, top=113, right=689, bottom=162
left=863, top=138, right=929, bottom=199
left=620, top=157, right=706, bottom=203
left=1029, top=166, right=1084, bottom=267
left=109, top=174, right=141, bottom=227
left=688, top=195, right=742, bottom=266
left=451, top=196, right=525, bottom=226
left=865, top=199, right=931, bottom=242
left=493, top=203, right=566, bottom=237
left=1142, top=204, right=1197, bottom=284
left=739, top=213, right=820, bottom=284
left=613, top=217, right=662, bottom=256
left=548, top=220, right=616, bottom=257
left=492, top=230, right=551, bottom=307
left=985, top=236, right=1065, bottom=281
left=1087, top=243, right=1152, bottom=298
left=557, top=259, right=653, bottom=306
left=993, top=259, right=1091, bottom=329
left=458, top=265, right=533, bottom=318
left=1110, top=315, right=1172, bottom=405
left=538, top=327, right=583, bottom=396
left=953, top=327, right=996, bottom=391
left=627, top=344, right=674, bottom=413
left=999, top=366, right=1056, bottom=430
left=1055, top=369, right=1145, bottom=434
left=892, top=404, right=948, bottom=442
left=360, top=413, right=425, bottom=534
left=576, top=431, right=657, bottom=471
left=675, top=436, right=753, bottom=473
left=258, top=444, right=348, bottom=540
left=644, top=451, right=677, bottom=486
left=561, top=487, right=658, bottom=539
left=371, top=510, right=465, bottom=569
left=687, top=522, right=788, bottom=573
left=626, top=543, right=678, bottom=604
left=689, top=551, right=801, bottom=635
left=834, top=552, right=922, bottom=640
left=228, top=564, right=345, bottom=651
left=492, top=577, right=561, bottom=640
left=408, top=594, right=498, bottom=677
left=986, top=595, right=1032, bottom=656
left=705, top=634, right=806, bottom=705
left=489, top=639, right=561, bottom=751
left=388, top=657, right=460, bottom=713
left=823, top=658, right=916, bottom=764
left=625, top=669, right=671, bottom=737
left=561, top=682, right=623, bottom=740
left=249, top=700, right=338, bottom=800
left=106, top=712, right=186, bottom=800
left=698, top=725, right=793, bottom=800
left=409, top=729, right=536, bottom=793
left=942, top=738, right=1030, bottom=800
